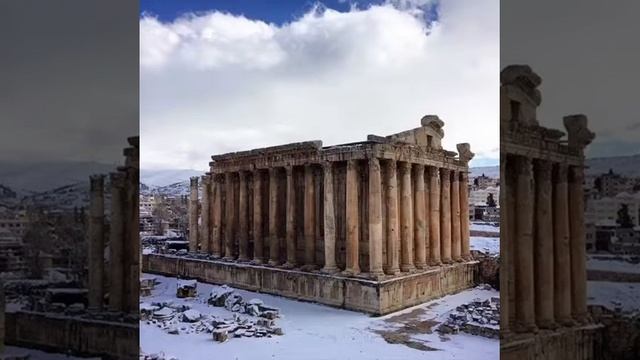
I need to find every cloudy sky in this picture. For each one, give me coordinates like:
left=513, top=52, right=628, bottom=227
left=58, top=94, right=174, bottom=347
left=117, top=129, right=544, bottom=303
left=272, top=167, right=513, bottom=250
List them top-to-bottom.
left=0, top=0, right=138, bottom=166
left=140, top=0, right=499, bottom=171
left=502, top=0, right=640, bottom=159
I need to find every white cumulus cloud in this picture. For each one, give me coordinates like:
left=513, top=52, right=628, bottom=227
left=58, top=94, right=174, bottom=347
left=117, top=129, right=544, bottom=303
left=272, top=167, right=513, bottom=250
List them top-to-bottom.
left=140, top=0, right=499, bottom=170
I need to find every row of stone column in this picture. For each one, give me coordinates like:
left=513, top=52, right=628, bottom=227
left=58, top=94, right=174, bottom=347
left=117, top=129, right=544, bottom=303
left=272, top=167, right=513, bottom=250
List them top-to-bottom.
left=88, top=138, right=139, bottom=314
left=502, top=155, right=588, bottom=335
left=190, top=158, right=471, bottom=276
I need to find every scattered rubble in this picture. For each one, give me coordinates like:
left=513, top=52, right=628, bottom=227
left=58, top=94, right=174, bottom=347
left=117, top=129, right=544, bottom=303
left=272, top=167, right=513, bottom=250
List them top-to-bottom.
left=176, top=279, right=197, bottom=298
left=436, top=293, right=500, bottom=339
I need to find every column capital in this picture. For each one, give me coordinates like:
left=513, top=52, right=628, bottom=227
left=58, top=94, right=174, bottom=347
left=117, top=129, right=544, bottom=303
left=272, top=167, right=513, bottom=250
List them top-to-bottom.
left=515, top=156, right=532, bottom=176
left=369, top=157, right=381, bottom=171
left=346, top=159, right=357, bottom=170
left=534, top=159, right=553, bottom=178
left=322, top=161, right=333, bottom=172
left=398, top=161, right=411, bottom=175
left=555, top=162, right=569, bottom=180
left=413, top=163, right=425, bottom=172
left=285, top=165, right=294, bottom=177
left=569, top=165, right=584, bottom=183
left=427, top=166, right=439, bottom=178
left=440, top=167, right=450, bottom=177
left=459, top=170, right=468, bottom=182
left=109, top=172, right=125, bottom=188
left=201, top=174, right=212, bottom=185
left=189, top=176, right=199, bottom=186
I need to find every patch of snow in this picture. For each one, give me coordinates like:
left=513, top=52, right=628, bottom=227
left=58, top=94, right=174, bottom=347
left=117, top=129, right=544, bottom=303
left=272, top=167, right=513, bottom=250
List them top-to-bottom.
left=470, top=223, right=500, bottom=233
left=470, top=237, right=500, bottom=255
left=587, top=256, right=640, bottom=274
left=140, top=274, right=498, bottom=360
left=588, top=281, right=640, bottom=315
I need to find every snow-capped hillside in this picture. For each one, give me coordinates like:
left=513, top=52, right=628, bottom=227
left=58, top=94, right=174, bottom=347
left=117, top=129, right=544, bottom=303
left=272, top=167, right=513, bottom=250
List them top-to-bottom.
left=586, top=154, right=640, bottom=177
left=0, top=160, right=116, bottom=193
left=470, top=166, right=499, bottom=179
left=141, top=169, right=203, bottom=187
left=142, top=181, right=189, bottom=197
left=22, top=182, right=91, bottom=210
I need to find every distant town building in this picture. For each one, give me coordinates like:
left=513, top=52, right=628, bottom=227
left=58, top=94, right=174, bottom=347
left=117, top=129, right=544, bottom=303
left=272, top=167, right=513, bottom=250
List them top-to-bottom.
left=594, top=170, right=635, bottom=197
left=472, top=174, right=497, bottom=189
left=469, top=186, right=500, bottom=206
left=585, top=192, right=640, bottom=227
left=0, top=228, right=26, bottom=279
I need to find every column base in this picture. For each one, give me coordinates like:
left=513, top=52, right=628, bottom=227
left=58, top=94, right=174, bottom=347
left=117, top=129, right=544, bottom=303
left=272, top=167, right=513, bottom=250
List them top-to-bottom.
left=211, top=253, right=222, bottom=258
left=462, top=254, right=473, bottom=261
left=237, top=255, right=249, bottom=262
left=222, top=256, right=235, bottom=262
left=453, top=256, right=463, bottom=262
left=250, top=258, right=263, bottom=265
left=429, top=259, right=442, bottom=266
left=442, top=259, right=453, bottom=265
left=267, top=260, right=280, bottom=266
left=282, top=262, right=297, bottom=269
left=414, top=262, right=427, bottom=269
left=300, top=264, right=318, bottom=272
left=400, top=264, right=416, bottom=272
left=321, top=265, right=340, bottom=274
left=384, top=267, right=401, bottom=276
left=342, top=268, right=360, bottom=277
left=368, top=271, right=386, bottom=281
left=557, top=317, right=576, bottom=327
left=536, top=319, right=558, bottom=330
left=514, top=322, right=539, bottom=334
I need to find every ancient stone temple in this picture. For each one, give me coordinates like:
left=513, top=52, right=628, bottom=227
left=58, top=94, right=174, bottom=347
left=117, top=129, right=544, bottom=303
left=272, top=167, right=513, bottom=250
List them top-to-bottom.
left=500, top=65, right=601, bottom=359
left=144, top=116, right=479, bottom=315
left=88, top=136, right=140, bottom=314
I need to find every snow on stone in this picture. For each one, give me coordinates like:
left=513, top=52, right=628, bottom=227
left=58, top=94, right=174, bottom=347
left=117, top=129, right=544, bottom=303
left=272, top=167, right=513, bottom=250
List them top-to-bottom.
left=470, top=223, right=500, bottom=233
left=470, top=236, right=499, bottom=255
left=140, top=274, right=498, bottom=360
left=588, top=281, right=640, bottom=315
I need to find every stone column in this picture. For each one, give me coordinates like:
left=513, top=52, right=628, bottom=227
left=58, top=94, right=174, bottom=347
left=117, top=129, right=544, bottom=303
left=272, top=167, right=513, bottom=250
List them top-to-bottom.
left=500, top=155, right=510, bottom=335
left=368, top=157, right=384, bottom=277
left=515, top=157, right=537, bottom=333
left=344, top=160, right=360, bottom=275
left=385, top=160, right=401, bottom=275
left=534, top=160, right=555, bottom=329
left=322, top=162, right=338, bottom=273
left=399, top=162, right=415, bottom=272
left=553, top=163, right=574, bottom=326
left=303, top=164, right=316, bottom=270
left=413, top=164, right=427, bottom=269
left=284, top=165, right=297, bottom=268
left=569, top=165, right=588, bottom=323
left=428, top=167, right=441, bottom=265
left=268, top=168, right=280, bottom=265
left=440, top=168, right=452, bottom=264
left=252, top=169, right=264, bottom=263
left=451, top=170, right=462, bottom=262
left=238, top=171, right=249, bottom=261
left=459, top=171, right=471, bottom=260
left=108, top=172, right=125, bottom=312
left=223, top=172, right=235, bottom=260
left=88, top=174, right=105, bottom=311
left=200, top=175, right=211, bottom=254
left=211, top=175, right=222, bottom=258
left=188, top=176, right=199, bottom=253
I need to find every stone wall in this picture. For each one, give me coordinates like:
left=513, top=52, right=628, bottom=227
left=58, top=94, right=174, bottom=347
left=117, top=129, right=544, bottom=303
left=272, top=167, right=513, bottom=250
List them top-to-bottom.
left=143, top=254, right=477, bottom=315
left=4, top=311, right=138, bottom=359
left=501, top=325, right=603, bottom=360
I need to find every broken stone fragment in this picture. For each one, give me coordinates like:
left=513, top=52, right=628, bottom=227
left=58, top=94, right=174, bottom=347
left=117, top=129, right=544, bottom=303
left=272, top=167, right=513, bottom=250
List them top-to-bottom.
left=182, top=309, right=202, bottom=322
left=273, top=327, right=284, bottom=336
left=212, top=329, right=229, bottom=342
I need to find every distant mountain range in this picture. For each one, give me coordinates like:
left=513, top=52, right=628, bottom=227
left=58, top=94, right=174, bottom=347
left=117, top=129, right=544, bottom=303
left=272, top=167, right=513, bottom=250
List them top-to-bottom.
left=584, top=154, right=640, bottom=177
left=141, top=168, right=203, bottom=187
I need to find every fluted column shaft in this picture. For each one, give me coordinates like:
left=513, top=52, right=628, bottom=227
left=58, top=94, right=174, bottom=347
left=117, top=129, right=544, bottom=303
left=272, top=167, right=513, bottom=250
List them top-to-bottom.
left=515, top=156, right=537, bottom=332
left=368, top=158, right=384, bottom=276
left=344, top=160, right=360, bottom=275
left=385, top=160, right=400, bottom=275
left=534, top=160, right=555, bottom=328
left=322, top=162, right=338, bottom=272
left=400, top=162, right=415, bottom=272
left=413, top=164, right=427, bottom=269
left=553, top=164, right=573, bottom=326
left=303, top=165, right=316, bottom=268
left=569, top=165, right=588, bottom=323
left=285, top=166, right=297, bottom=267
left=428, top=167, right=441, bottom=265
left=268, top=168, right=280, bottom=265
left=440, top=168, right=452, bottom=263
left=252, top=170, right=264, bottom=263
left=451, top=170, right=462, bottom=261
left=460, top=171, right=471, bottom=260
left=238, top=172, right=249, bottom=261
left=108, top=173, right=124, bottom=312
left=224, top=173, right=235, bottom=260
left=89, top=175, right=105, bottom=311
left=200, top=175, right=211, bottom=254
left=211, top=176, right=222, bottom=258
left=188, top=177, right=199, bottom=253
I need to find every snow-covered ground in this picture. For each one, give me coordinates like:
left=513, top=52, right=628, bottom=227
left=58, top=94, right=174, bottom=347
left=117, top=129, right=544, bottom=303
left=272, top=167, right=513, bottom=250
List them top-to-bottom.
left=470, top=223, right=500, bottom=233
left=470, top=237, right=500, bottom=255
left=587, top=256, right=640, bottom=274
left=140, top=274, right=499, bottom=360
left=588, top=281, right=640, bottom=315
left=2, top=346, right=99, bottom=359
